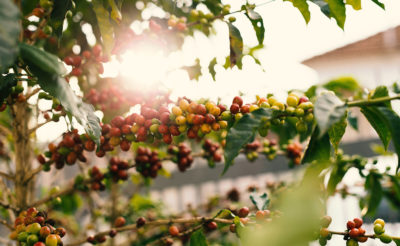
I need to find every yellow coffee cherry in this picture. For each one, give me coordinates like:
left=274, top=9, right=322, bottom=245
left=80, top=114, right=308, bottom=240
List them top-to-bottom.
left=268, top=96, right=278, bottom=106
left=286, top=96, right=299, bottom=107
left=179, top=99, right=189, bottom=111
left=205, top=101, right=215, bottom=112
left=260, top=102, right=270, bottom=108
left=272, top=102, right=285, bottom=111
left=298, top=102, right=313, bottom=110
left=249, top=105, right=259, bottom=112
left=172, top=106, right=183, bottom=116
left=209, top=106, right=221, bottom=116
left=186, top=113, right=195, bottom=124
left=235, top=113, right=243, bottom=121
left=175, top=115, right=186, bottom=125
left=219, top=120, right=228, bottom=129
left=212, top=122, right=220, bottom=131
left=201, top=123, right=211, bottom=133
left=131, top=124, right=139, bottom=133
left=179, top=125, right=187, bottom=133
left=110, top=136, right=121, bottom=146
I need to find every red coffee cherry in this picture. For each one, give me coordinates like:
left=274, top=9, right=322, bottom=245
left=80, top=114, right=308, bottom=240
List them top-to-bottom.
left=233, top=96, right=243, bottom=107
left=230, top=103, right=240, bottom=114
left=238, top=207, right=250, bottom=218
left=114, top=216, right=126, bottom=227
left=136, top=217, right=146, bottom=228
left=353, top=218, right=363, bottom=228
left=347, top=220, right=356, bottom=230
left=206, top=221, right=217, bottom=230
left=229, top=224, right=236, bottom=233
left=169, top=225, right=179, bottom=236
left=349, top=228, right=359, bottom=238
left=109, top=229, right=117, bottom=237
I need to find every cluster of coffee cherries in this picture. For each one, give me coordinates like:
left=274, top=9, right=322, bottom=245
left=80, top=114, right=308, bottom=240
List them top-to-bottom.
left=189, top=4, right=232, bottom=26
left=167, top=15, right=187, bottom=31
left=64, top=44, right=106, bottom=77
left=85, top=86, right=170, bottom=114
left=38, top=130, right=92, bottom=170
left=202, top=139, right=222, bottom=167
left=261, top=139, right=278, bottom=160
left=244, top=140, right=261, bottom=162
left=285, top=141, right=303, bottom=166
left=168, top=143, right=194, bottom=172
left=135, top=147, right=162, bottom=178
left=109, top=157, right=130, bottom=181
left=89, top=166, right=105, bottom=191
left=9, top=207, right=66, bottom=246
left=229, top=207, right=272, bottom=233
left=318, top=216, right=332, bottom=245
left=373, top=219, right=392, bottom=244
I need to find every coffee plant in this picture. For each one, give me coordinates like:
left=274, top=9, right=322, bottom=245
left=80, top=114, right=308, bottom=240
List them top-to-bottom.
left=0, top=0, right=399, bottom=245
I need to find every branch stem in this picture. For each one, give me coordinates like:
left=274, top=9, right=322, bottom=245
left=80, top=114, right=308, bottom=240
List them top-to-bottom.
left=347, top=95, right=400, bottom=107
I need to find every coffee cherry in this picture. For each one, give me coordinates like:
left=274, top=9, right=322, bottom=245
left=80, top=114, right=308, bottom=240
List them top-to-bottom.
left=233, top=96, right=243, bottom=107
left=286, top=96, right=299, bottom=107
left=230, top=103, right=240, bottom=114
left=37, top=154, right=46, bottom=165
left=238, top=207, right=249, bottom=218
left=255, top=210, right=265, bottom=220
left=114, top=216, right=126, bottom=227
left=320, top=216, right=332, bottom=228
left=136, top=217, right=146, bottom=228
left=353, top=218, right=363, bottom=228
left=374, top=219, right=385, bottom=227
left=347, top=220, right=356, bottom=230
left=206, top=221, right=217, bottom=230
left=27, top=223, right=41, bottom=234
left=374, top=223, right=385, bottom=235
left=229, top=224, right=236, bottom=233
left=169, top=225, right=179, bottom=236
left=40, top=226, right=51, bottom=238
left=320, top=228, right=330, bottom=238
left=349, top=228, right=359, bottom=238
left=109, top=229, right=117, bottom=237
left=45, top=234, right=58, bottom=246
left=379, top=234, right=392, bottom=244
left=86, top=235, right=96, bottom=244
left=357, top=236, right=368, bottom=243
left=346, top=239, right=359, bottom=246
left=34, top=242, right=46, bottom=246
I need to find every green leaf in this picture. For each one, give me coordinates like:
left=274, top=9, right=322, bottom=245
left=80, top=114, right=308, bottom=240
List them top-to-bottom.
left=0, top=0, right=20, bottom=73
left=22, top=0, right=39, bottom=16
left=49, top=0, right=72, bottom=39
left=93, top=0, right=115, bottom=56
left=107, top=0, right=122, bottom=23
left=159, top=0, right=186, bottom=17
left=195, top=0, right=223, bottom=15
left=285, top=0, right=310, bottom=23
left=310, top=0, right=331, bottom=18
left=326, top=0, right=346, bottom=29
left=346, top=0, right=361, bottom=10
left=371, top=0, right=385, bottom=9
left=244, top=9, right=265, bottom=44
left=227, top=23, right=243, bottom=69
left=19, top=43, right=67, bottom=76
left=208, top=58, right=217, bottom=81
left=182, top=59, right=201, bottom=81
left=25, top=61, right=101, bottom=144
left=0, top=74, right=17, bottom=102
left=323, top=77, right=361, bottom=97
left=371, top=86, right=391, bottom=108
left=314, top=92, right=347, bottom=137
left=360, top=106, right=391, bottom=150
left=374, top=107, right=400, bottom=172
left=224, top=108, right=273, bottom=174
left=328, top=110, right=347, bottom=153
left=347, top=111, right=358, bottom=130
left=302, top=126, right=331, bottom=164
left=327, top=162, right=350, bottom=195
left=364, top=172, right=382, bottom=216
left=250, top=192, right=270, bottom=210
left=214, top=209, right=235, bottom=219
left=233, top=216, right=245, bottom=237
left=189, top=230, right=208, bottom=246
left=394, top=239, right=400, bottom=246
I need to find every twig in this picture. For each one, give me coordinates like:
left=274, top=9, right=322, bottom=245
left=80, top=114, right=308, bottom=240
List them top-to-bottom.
left=26, top=87, right=41, bottom=100
left=347, top=95, right=400, bottom=107
left=28, top=118, right=53, bottom=134
left=0, top=125, right=12, bottom=137
left=23, top=166, right=43, bottom=183
left=0, top=201, right=19, bottom=212
left=65, top=217, right=233, bottom=246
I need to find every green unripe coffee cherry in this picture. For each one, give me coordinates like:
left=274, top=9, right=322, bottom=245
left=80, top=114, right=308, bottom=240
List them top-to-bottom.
left=40, top=0, right=53, bottom=9
left=190, top=9, right=199, bottom=18
left=205, top=13, right=214, bottom=19
left=228, top=16, right=236, bottom=22
left=200, top=18, right=208, bottom=24
left=43, top=25, right=52, bottom=35
left=14, top=84, right=24, bottom=94
left=38, top=92, right=49, bottom=99
left=268, top=96, right=278, bottom=106
left=286, top=96, right=299, bottom=107
left=260, top=102, right=270, bottom=108
left=273, top=102, right=285, bottom=111
left=298, top=102, right=313, bottom=110
left=286, top=106, right=296, bottom=115
left=295, top=108, right=305, bottom=117
left=221, top=111, right=232, bottom=121
left=235, top=113, right=243, bottom=121
left=304, top=113, right=314, bottom=123
left=151, top=118, right=161, bottom=124
left=296, top=121, right=307, bottom=133
left=149, top=124, right=159, bottom=133
left=258, top=127, right=268, bottom=137
left=43, top=163, right=51, bottom=172
left=52, top=197, right=62, bottom=205
left=26, top=222, right=41, bottom=234
left=374, top=223, right=385, bottom=235
left=18, top=232, right=29, bottom=242
left=27, top=234, right=39, bottom=245
left=379, top=234, right=392, bottom=244
left=319, top=237, right=327, bottom=246
left=346, top=239, right=359, bottom=246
